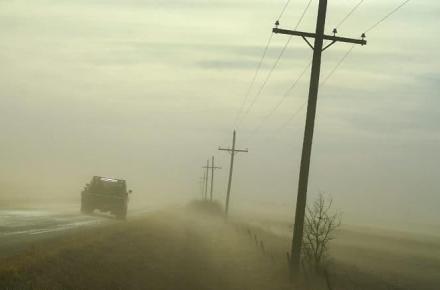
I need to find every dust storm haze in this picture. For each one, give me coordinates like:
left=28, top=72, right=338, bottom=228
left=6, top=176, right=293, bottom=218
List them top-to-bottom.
left=0, top=0, right=440, bottom=289
left=1, top=0, right=439, bottom=229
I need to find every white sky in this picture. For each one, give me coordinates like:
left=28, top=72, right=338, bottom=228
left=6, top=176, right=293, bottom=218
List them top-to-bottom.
left=0, top=0, right=439, bottom=228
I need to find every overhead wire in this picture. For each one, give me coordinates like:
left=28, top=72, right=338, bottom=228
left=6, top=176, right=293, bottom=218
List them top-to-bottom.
left=233, top=0, right=294, bottom=128
left=236, top=0, right=314, bottom=128
left=241, top=0, right=414, bottom=138
left=242, top=0, right=363, bottom=135
left=250, top=0, right=358, bottom=133
left=275, top=0, right=366, bottom=131
left=277, top=0, right=292, bottom=22
left=278, top=0, right=413, bottom=132
left=324, top=0, right=414, bottom=88
left=335, top=0, right=365, bottom=29
left=364, top=0, right=412, bottom=33
left=233, top=33, right=274, bottom=126
left=239, top=37, right=292, bottom=122
left=278, top=44, right=354, bottom=131
left=320, top=44, right=355, bottom=86
left=250, top=60, right=312, bottom=135
left=278, top=101, right=308, bottom=130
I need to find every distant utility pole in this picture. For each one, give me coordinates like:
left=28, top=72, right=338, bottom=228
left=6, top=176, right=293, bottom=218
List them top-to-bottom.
left=273, top=0, right=366, bottom=276
left=219, top=130, right=248, bottom=217
left=205, top=156, right=222, bottom=201
left=202, top=159, right=210, bottom=200
left=200, top=174, right=206, bottom=200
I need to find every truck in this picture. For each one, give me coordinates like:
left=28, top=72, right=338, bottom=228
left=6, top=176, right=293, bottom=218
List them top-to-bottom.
left=81, top=176, right=132, bottom=219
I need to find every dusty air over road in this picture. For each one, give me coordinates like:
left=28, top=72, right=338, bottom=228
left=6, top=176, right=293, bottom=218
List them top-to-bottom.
left=1, top=0, right=439, bottom=289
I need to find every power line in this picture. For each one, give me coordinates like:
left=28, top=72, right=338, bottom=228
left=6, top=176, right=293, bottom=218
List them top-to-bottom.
left=233, top=0, right=310, bottom=128
left=236, top=0, right=314, bottom=128
left=236, top=0, right=412, bottom=131
left=246, top=0, right=362, bottom=135
left=246, top=0, right=363, bottom=136
left=277, top=0, right=292, bottom=22
left=278, top=0, right=413, bottom=132
left=293, top=0, right=314, bottom=31
left=336, top=0, right=365, bottom=29
left=365, top=0, right=412, bottom=33
left=233, top=33, right=273, bottom=126
left=238, top=36, right=292, bottom=126
left=279, top=44, right=355, bottom=130
left=320, top=44, right=355, bottom=86
left=250, top=60, right=312, bottom=135
left=279, top=101, right=307, bottom=130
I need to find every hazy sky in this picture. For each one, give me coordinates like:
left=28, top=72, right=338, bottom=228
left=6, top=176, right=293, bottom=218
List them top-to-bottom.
left=0, top=0, right=439, bottom=228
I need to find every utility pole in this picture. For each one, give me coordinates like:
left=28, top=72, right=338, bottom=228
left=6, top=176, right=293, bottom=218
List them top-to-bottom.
left=273, top=0, right=366, bottom=276
left=219, top=130, right=248, bottom=217
left=208, top=156, right=222, bottom=201
left=203, top=159, right=210, bottom=200
left=200, top=174, right=206, bottom=200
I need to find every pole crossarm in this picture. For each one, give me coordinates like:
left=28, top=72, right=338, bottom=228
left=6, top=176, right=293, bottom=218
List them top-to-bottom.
left=273, top=27, right=367, bottom=46
left=218, top=147, right=249, bottom=153
left=203, top=166, right=222, bottom=169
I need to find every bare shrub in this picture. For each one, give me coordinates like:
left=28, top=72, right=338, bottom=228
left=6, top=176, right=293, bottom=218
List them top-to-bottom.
left=302, top=193, right=341, bottom=272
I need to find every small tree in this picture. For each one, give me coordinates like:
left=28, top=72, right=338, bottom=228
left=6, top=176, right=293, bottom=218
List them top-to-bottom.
left=302, top=193, right=341, bottom=272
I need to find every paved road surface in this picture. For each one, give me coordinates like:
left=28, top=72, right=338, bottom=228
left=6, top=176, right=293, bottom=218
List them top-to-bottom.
left=0, top=205, right=152, bottom=257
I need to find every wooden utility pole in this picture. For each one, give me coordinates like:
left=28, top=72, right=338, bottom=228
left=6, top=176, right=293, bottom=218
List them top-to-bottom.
left=273, top=0, right=366, bottom=276
left=219, top=130, right=248, bottom=216
left=208, top=156, right=222, bottom=201
left=202, top=159, right=210, bottom=200
left=200, top=173, right=206, bottom=200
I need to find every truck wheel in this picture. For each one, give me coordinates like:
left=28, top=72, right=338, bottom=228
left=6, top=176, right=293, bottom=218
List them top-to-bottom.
left=116, top=204, right=127, bottom=220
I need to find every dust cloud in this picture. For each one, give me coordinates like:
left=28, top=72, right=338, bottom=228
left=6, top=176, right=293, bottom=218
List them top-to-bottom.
left=1, top=0, right=440, bottom=289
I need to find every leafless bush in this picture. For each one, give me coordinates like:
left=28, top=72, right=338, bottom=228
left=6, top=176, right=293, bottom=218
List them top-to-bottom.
left=302, top=193, right=341, bottom=272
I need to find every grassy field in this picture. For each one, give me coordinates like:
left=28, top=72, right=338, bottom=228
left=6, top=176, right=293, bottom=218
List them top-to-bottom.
left=235, top=213, right=440, bottom=290
left=331, top=226, right=440, bottom=290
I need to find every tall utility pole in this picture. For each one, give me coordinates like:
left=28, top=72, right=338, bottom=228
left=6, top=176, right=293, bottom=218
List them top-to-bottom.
left=273, top=0, right=366, bottom=276
left=219, top=130, right=248, bottom=217
left=208, top=156, right=222, bottom=201
left=202, top=159, right=210, bottom=200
